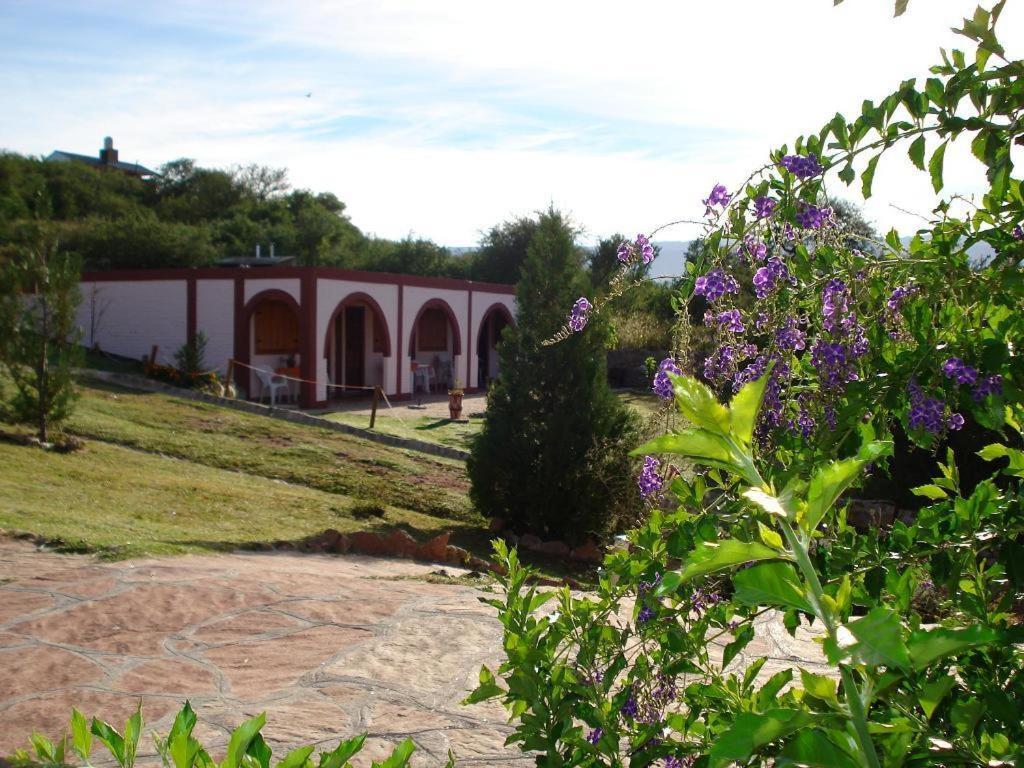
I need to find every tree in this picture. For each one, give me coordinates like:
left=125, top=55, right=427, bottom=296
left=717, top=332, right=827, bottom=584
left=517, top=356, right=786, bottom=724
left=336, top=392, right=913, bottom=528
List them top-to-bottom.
left=233, top=164, right=289, bottom=202
left=468, top=209, right=640, bottom=543
left=469, top=216, right=539, bottom=284
left=0, top=231, right=83, bottom=443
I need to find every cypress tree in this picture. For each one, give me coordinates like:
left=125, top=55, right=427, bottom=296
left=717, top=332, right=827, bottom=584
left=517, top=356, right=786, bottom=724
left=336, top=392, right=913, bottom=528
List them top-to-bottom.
left=468, top=209, right=639, bottom=543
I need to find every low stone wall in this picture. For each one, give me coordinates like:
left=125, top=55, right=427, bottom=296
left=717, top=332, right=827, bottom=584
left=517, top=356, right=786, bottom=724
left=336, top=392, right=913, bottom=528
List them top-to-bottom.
left=77, top=369, right=470, bottom=461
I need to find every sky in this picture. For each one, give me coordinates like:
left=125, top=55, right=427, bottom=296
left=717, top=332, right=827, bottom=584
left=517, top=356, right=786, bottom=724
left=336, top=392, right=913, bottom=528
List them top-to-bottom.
left=1, top=0, right=1021, bottom=248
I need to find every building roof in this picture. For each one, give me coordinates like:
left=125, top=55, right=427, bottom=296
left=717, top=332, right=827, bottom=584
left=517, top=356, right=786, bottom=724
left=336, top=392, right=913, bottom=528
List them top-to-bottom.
left=46, top=150, right=159, bottom=178
left=215, top=255, right=298, bottom=267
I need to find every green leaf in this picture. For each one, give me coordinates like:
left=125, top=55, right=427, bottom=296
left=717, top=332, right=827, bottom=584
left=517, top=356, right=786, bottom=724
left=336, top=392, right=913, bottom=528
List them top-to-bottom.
left=908, top=135, right=926, bottom=170
left=929, top=140, right=948, bottom=193
left=861, top=153, right=881, bottom=199
left=838, top=164, right=855, bottom=185
left=730, top=368, right=772, bottom=447
left=669, top=373, right=731, bottom=434
left=633, top=429, right=758, bottom=484
left=978, top=443, right=1009, bottom=461
left=805, top=456, right=870, bottom=533
left=912, top=484, right=948, bottom=500
left=744, top=487, right=790, bottom=519
left=757, top=520, right=783, bottom=550
left=680, top=539, right=788, bottom=582
left=734, top=563, right=812, bottom=614
left=845, top=607, right=911, bottom=670
left=722, top=623, right=753, bottom=669
left=908, top=625, right=998, bottom=669
left=462, top=665, right=504, bottom=705
left=800, top=669, right=838, bottom=705
left=918, top=676, right=957, bottom=719
left=168, top=702, right=198, bottom=743
left=124, top=703, right=143, bottom=768
left=71, top=708, right=92, bottom=762
left=708, top=709, right=813, bottom=768
left=222, top=713, right=266, bottom=768
left=91, top=718, right=126, bottom=767
left=776, top=728, right=860, bottom=768
left=30, top=733, right=56, bottom=763
left=169, top=733, right=202, bottom=768
left=246, top=734, right=272, bottom=768
left=319, top=735, right=366, bottom=768
left=379, top=738, right=416, bottom=768
left=275, top=746, right=315, bottom=768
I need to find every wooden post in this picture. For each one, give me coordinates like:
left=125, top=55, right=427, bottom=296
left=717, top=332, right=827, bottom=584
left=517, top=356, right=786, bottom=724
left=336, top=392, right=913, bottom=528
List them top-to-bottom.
left=149, top=344, right=159, bottom=365
left=226, top=359, right=236, bottom=387
left=369, top=386, right=381, bottom=429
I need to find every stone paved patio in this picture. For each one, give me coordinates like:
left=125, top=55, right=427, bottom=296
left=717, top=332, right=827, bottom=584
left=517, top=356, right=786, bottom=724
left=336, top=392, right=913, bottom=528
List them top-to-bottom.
left=0, top=538, right=827, bottom=766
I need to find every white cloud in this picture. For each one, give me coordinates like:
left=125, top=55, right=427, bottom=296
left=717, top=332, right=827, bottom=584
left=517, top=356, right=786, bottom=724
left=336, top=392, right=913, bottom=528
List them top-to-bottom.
left=1, top=0, right=1020, bottom=245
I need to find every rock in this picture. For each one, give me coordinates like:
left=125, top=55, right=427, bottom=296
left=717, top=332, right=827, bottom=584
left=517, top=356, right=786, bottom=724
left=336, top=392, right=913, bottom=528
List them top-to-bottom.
left=846, top=499, right=896, bottom=531
left=487, top=517, right=505, bottom=534
left=387, top=529, right=419, bottom=558
left=348, top=531, right=387, bottom=555
left=419, top=532, right=450, bottom=562
left=519, top=533, right=543, bottom=551
left=536, top=540, right=571, bottom=558
left=570, top=540, right=602, bottom=563
left=445, top=545, right=469, bottom=566
left=467, top=556, right=490, bottom=571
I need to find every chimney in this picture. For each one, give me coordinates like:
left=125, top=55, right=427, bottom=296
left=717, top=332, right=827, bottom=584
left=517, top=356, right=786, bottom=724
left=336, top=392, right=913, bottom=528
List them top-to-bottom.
left=99, top=136, right=118, bottom=165
left=270, top=242, right=275, bottom=259
left=255, top=243, right=261, bottom=259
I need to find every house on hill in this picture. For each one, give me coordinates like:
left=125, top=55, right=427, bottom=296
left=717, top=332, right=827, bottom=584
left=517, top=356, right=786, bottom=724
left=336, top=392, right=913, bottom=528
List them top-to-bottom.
left=47, top=136, right=158, bottom=179
left=76, top=263, right=516, bottom=408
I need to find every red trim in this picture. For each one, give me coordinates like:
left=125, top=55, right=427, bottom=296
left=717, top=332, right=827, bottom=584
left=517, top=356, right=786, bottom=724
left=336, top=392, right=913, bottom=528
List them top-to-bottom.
left=79, top=266, right=515, bottom=295
left=299, top=273, right=317, bottom=408
left=186, top=276, right=197, bottom=346
left=233, top=278, right=245, bottom=390
left=396, top=284, right=404, bottom=393
left=466, top=287, right=473, bottom=387
left=321, top=292, right=392, bottom=358
left=407, top=298, right=462, bottom=358
left=477, top=301, right=515, bottom=331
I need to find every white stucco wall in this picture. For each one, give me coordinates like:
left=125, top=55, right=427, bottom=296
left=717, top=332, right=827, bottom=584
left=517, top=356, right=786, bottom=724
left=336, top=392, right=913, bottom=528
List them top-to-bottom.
left=244, top=278, right=300, bottom=305
left=195, top=279, right=234, bottom=375
left=77, top=280, right=187, bottom=364
left=316, top=280, right=399, bottom=401
left=401, top=287, right=469, bottom=395
left=469, top=292, right=516, bottom=389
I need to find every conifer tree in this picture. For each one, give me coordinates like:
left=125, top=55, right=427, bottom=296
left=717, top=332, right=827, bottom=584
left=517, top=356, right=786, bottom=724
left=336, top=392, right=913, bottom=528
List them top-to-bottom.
left=468, top=209, right=639, bottom=543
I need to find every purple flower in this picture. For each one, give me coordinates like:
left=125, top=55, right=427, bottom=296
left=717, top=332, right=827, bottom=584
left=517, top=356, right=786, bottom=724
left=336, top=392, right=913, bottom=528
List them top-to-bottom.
left=780, top=153, right=824, bottom=179
left=703, top=184, right=731, bottom=215
left=753, top=196, right=777, bottom=219
left=796, top=202, right=833, bottom=230
left=783, top=222, right=796, bottom=241
left=1013, top=224, right=1023, bottom=240
left=618, top=233, right=656, bottom=265
left=742, top=235, right=767, bottom=262
left=752, top=257, right=794, bottom=299
left=694, top=268, right=739, bottom=302
left=822, top=279, right=856, bottom=335
left=886, top=284, right=917, bottom=318
left=568, top=297, right=592, bottom=332
left=716, top=308, right=745, bottom=333
left=775, top=317, right=806, bottom=351
left=810, top=339, right=860, bottom=391
left=652, top=357, right=682, bottom=399
left=942, top=357, right=978, bottom=386
left=973, top=374, right=1003, bottom=401
left=907, top=380, right=948, bottom=434
left=948, top=412, right=965, bottom=431
left=637, top=455, right=664, bottom=502
left=639, top=573, right=662, bottom=594
left=637, top=605, right=655, bottom=623
left=620, top=696, right=638, bottom=720
left=586, top=728, right=603, bottom=745
left=663, top=757, right=694, bottom=768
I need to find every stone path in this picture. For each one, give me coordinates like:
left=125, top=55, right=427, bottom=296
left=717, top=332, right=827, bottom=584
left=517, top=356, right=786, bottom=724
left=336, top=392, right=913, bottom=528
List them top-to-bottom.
left=0, top=538, right=827, bottom=766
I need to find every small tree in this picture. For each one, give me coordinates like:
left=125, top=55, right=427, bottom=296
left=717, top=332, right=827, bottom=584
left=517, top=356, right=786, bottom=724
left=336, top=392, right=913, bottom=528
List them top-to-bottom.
left=468, top=209, right=640, bottom=543
left=0, top=233, right=83, bottom=443
left=174, top=330, right=209, bottom=376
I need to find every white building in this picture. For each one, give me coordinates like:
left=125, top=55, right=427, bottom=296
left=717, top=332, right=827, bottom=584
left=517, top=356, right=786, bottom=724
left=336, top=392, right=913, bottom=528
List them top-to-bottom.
left=77, top=265, right=516, bottom=408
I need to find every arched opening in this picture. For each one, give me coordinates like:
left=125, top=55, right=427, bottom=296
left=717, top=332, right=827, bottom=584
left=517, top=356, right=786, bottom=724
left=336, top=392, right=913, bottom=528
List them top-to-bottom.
left=242, top=289, right=301, bottom=403
left=323, top=293, right=391, bottom=399
left=408, top=299, right=461, bottom=393
left=477, top=303, right=513, bottom=387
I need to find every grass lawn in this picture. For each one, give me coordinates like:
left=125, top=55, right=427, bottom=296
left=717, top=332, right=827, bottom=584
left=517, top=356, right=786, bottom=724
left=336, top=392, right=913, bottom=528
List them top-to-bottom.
left=323, top=409, right=483, bottom=451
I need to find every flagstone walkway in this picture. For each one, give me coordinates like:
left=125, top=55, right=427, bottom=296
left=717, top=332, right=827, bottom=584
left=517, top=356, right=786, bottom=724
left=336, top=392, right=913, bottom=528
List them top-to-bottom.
left=0, top=538, right=827, bottom=766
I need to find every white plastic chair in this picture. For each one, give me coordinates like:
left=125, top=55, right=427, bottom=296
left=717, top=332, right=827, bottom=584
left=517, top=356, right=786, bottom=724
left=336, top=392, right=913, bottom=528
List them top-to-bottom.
left=254, top=367, right=289, bottom=406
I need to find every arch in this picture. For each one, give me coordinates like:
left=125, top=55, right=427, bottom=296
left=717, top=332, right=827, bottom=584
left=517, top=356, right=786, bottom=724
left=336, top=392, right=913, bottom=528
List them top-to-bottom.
left=241, top=289, right=301, bottom=328
left=322, top=291, right=392, bottom=358
left=407, top=298, right=462, bottom=357
left=476, top=301, right=515, bottom=336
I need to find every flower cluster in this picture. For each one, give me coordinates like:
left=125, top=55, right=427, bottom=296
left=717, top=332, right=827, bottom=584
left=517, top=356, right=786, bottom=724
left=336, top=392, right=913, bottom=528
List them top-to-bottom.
left=779, top=153, right=823, bottom=179
left=703, top=184, right=731, bottom=216
left=753, top=196, right=777, bottom=219
left=796, top=202, right=833, bottom=229
left=1013, top=224, right=1023, bottom=240
left=617, top=233, right=656, bottom=265
left=742, top=235, right=767, bottom=261
left=752, top=257, right=794, bottom=299
left=694, top=268, right=739, bottom=302
left=568, top=297, right=592, bottom=332
left=715, top=308, right=744, bottom=333
left=775, top=316, right=807, bottom=351
left=652, top=357, right=682, bottom=399
left=942, top=357, right=978, bottom=385
left=973, top=374, right=1003, bottom=401
left=908, top=379, right=963, bottom=434
left=637, top=455, right=664, bottom=502
left=586, top=728, right=602, bottom=745
left=663, top=756, right=695, bottom=768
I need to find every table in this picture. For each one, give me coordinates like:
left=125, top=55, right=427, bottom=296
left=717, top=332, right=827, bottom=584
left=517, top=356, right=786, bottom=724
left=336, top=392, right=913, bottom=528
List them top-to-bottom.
left=275, top=366, right=301, bottom=402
